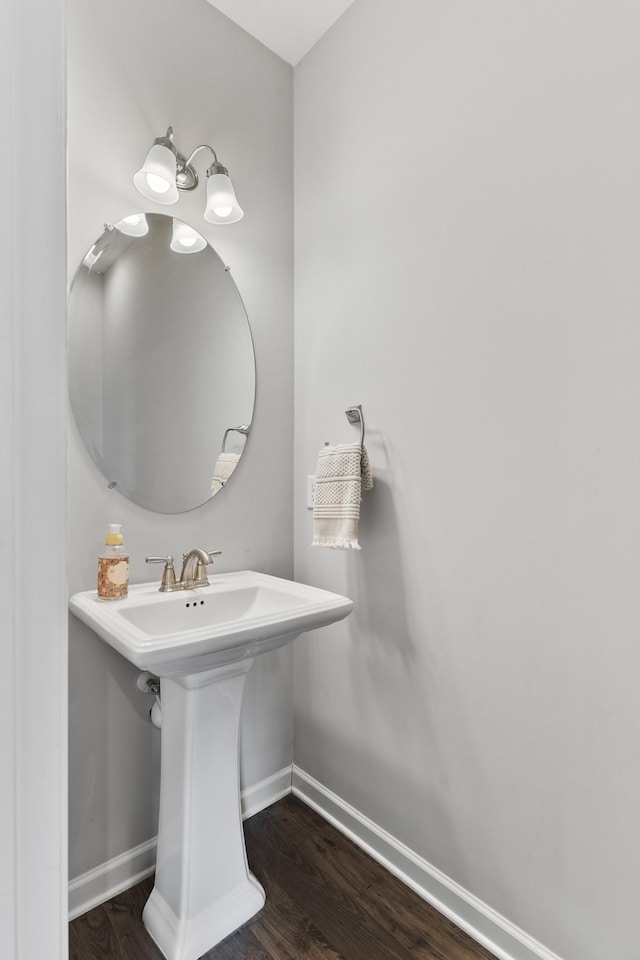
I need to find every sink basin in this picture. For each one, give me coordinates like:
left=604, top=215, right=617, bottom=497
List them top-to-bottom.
left=69, top=569, right=353, bottom=960
left=70, top=569, right=353, bottom=676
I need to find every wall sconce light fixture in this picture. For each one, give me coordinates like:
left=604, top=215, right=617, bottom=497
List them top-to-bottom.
left=134, top=126, right=244, bottom=224
left=115, top=213, right=149, bottom=237
left=170, top=221, right=207, bottom=254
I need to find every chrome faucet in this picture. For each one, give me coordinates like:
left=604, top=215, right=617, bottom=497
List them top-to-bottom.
left=179, top=548, right=221, bottom=589
left=146, top=549, right=222, bottom=592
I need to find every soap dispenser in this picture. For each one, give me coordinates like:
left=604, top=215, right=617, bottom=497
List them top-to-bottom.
left=97, top=523, right=129, bottom=600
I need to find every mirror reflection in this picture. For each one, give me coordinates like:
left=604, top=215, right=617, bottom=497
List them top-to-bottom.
left=69, top=213, right=255, bottom=513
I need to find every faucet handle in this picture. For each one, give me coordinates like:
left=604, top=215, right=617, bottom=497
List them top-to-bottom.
left=145, top=555, right=178, bottom=592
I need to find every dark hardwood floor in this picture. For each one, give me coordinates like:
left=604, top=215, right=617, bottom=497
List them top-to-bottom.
left=69, top=795, right=497, bottom=960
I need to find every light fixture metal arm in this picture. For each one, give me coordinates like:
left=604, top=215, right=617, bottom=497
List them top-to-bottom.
left=176, top=143, right=225, bottom=192
left=184, top=144, right=219, bottom=168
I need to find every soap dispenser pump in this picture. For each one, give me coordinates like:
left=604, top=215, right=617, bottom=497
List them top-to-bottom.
left=97, top=523, right=129, bottom=600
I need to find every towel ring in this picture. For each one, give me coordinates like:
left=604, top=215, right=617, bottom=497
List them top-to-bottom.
left=345, top=405, right=365, bottom=447
left=221, top=424, right=250, bottom=452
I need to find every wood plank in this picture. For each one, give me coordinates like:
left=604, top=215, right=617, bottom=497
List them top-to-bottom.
left=249, top=874, right=347, bottom=960
left=103, top=876, right=153, bottom=943
left=69, top=906, right=117, bottom=960
left=201, top=925, right=273, bottom=959
left=116, top=933, right=163, bottom=960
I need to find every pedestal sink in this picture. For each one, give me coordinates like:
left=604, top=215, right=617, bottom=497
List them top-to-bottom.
left=70, top=570, right=353, bottom=960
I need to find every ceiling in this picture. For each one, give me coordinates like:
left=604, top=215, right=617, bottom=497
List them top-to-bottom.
left=205, top=0, right=356, bottom=66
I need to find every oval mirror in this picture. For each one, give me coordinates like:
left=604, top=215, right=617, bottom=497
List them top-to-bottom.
left=68, top=213, right=255, bottom=513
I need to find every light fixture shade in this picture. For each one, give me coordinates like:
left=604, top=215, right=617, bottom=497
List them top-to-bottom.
left=134, top=143, right=179, bottom=204
left=204, top=173, right=244, bottom=224
left=114, top=213, right=149, bottom=237
left=170, top=220, right=207, bottom=254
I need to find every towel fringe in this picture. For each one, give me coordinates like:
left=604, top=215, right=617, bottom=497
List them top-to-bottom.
left=311, top=536, right=361, bottom=550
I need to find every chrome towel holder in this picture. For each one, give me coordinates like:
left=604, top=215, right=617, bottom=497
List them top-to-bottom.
left=324, top=404, right=365, bottom=448
left=345, top=404, right=365, bottom=447
left=221, top=424, right=249, bottom=452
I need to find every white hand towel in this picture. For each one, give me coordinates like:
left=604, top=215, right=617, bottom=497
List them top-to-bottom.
left=312, top=442, right=373, bottom=550
left=210, top=451, right=240, bottom=495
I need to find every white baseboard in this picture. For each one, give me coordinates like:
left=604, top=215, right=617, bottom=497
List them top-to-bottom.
left=241, top=764, right=293, bottom=819
left=68, top=765, right=293, bottom=921
left=292, top=766, right=564, bottom=960
left=68, top=836, right=157, bottom=921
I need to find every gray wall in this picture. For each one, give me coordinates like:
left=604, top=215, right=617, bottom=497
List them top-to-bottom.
left=68, top=0, right=293, bottom=880
left=293, top=2, right=640, bottom=959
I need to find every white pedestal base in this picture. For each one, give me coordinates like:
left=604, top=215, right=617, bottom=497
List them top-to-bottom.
left=142, top=660, right=265, bottom=960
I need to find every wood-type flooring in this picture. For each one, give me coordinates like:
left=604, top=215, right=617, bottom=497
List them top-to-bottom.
left=69, top=795, right=498, bottom=960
